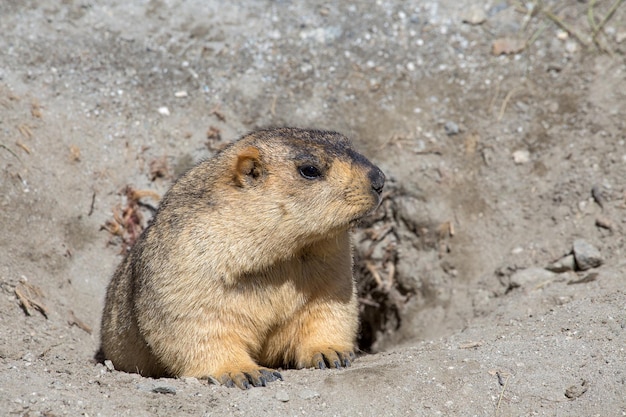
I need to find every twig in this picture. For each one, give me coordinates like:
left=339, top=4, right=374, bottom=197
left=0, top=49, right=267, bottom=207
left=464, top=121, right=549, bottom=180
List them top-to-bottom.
left=519, top=0, right=536, bottom=32
left=587, top=0, right=599, bottom=34
left=587, top=0, right=620, bottom=54
left=592, top=0, right=624, bottom=41
left=542, top=8, right=590, bottom=46
left=527, top=21, right=548, bottom=47
left=488, top=79, right=502, bottom=116
left=498, top=87, right=522, bottom=121
left=18, top=124, right=33, bottom=138
left=16, top=141, right=31, bottom=154
left=0, top=143, right=21, bottom=162
left=88, top=191, right=96, bottom=216
left=365, top=261, right=384, bottom=289
left=385, top=261, right=396, bottom=291
left=15, top=282, right=49, bottom=318
left=358, top=297, right=380, bottom=308
left=68, top=310, right=93, bottom=334
left=459, top=341, right=483, bottom=349
left=496, top=373, right=511, bottom=415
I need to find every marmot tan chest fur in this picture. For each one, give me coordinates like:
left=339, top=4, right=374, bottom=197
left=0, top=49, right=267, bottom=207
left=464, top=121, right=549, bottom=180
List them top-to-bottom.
left=100, top=127, right=385, bottom=389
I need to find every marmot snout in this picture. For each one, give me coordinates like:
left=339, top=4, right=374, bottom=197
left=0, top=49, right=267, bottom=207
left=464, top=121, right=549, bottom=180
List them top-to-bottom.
left=100, top=127, right=385, bottom=389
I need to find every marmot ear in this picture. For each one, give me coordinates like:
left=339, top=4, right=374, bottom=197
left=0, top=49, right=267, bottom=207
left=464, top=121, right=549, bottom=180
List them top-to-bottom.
left=233, top=146, right=264, bottom=187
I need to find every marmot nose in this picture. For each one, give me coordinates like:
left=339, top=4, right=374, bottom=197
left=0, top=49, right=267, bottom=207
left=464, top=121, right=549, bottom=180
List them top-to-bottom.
left=369, top=167, right=385, bottom=195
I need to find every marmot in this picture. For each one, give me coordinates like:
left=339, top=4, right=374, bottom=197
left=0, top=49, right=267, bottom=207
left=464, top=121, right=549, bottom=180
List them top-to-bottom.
left=100, top=127, right=385, bottom=389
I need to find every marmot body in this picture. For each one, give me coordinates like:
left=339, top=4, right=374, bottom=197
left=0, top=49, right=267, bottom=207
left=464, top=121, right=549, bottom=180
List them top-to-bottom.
left=100, top=127, right=385, bottom=389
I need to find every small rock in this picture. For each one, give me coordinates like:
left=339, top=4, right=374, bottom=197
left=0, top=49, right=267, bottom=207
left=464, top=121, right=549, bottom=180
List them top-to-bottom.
left=488, top=2, right=509, bottom=16
left=462, top=6, right=487, bottom=25
left=492, top=37, right=526, bottom=55
left=565, top=41, right=578, bottom=54
left=174, top=91, right=188, bottom=98
left=158, top=106, right=170, bottom=116
left=444, top=121, right=459, bottom=136
left=512, top=149, right=530, bottom=164
left=591, top=185, right=605, bottom=209
left=595, top=216, right=613, bottom=231
left=573, top=239, right=603, bottom=271
left=545, top=254, right=576, bottom=273
left=510, top=267, right=556, bottom=288
left=567, top=272, right=598, bottom=285
left=104, top=360, right=115, bottom=372
left=182, top=377, right=200, bottom=385
left=565, top=379, right=588, bottom=399
left=136, top=383, right=153, bottom=393
left=152, top=385, right=176, bottom=395
left=298, top=389, right=320, bottom=400
left=275, top=390, right=290, bottom=402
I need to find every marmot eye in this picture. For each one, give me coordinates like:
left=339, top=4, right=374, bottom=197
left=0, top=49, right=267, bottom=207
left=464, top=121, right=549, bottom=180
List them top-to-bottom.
left=298, top=165, right=322, bottom=179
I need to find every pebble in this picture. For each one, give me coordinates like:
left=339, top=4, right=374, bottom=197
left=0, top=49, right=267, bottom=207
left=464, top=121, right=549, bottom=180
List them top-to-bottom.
left=488, top=2, right=509, bottom=16
left=462, top=6, right=487, bottom=25
left=556, top=30, right=568, bottom=40
left=565, top=41, right=578, bottom=54
left=174, top=90, right=188, bottom=98
left=158, top=106, right=170, bottom=116
left=444, top=121, right=459, bottom=136
left=512, top=149, right=530, bottom=164
left=595, top=216, right=613, bottom=231
left=573, top=239, right=603, bottom=271
left=545, top=254, right=575, bottom=273
left=509, top=267, right=556, bottom=288
left=104, top=360, right=115, bottom=371
left=182, top=376, right=200, bottom=385
left=565, top=380, right=588, bottom=399
left=136, top=383, right=176, bottom=394
left=152, top=385, right=177, bottom=395
left=298, top=389, right=320, bottom=400
left=275, top=390, right=290, bottom=402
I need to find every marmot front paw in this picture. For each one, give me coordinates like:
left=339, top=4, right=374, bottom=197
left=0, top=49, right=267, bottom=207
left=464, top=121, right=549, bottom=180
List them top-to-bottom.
left=298, top=349, right=356, bottom=370
left=218, top=367, right=283, bottom=389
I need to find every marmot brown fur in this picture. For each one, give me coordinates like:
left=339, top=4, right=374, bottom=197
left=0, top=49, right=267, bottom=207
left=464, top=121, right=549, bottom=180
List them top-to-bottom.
left=100, top=127, right=385, bottom=389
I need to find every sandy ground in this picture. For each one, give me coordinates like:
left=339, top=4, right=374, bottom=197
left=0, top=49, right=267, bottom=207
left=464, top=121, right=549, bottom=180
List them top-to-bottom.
left=1, top=0, right=625, bottom=415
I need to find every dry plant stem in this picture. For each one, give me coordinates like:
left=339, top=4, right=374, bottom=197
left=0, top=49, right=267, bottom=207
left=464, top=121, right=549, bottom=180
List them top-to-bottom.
left=520, top=0, right=539, bottom=32
left=587, top=0, right=621, bottom=54
left=588, top=0, right=599, bottom=33
left=592, top=0, right=624, bottom=40
left=542, top=8, right=590, bottom=46
left=527, top=21, right=548, bottom=47
left=489, top=79, right=501, bottom=116
left=498, top=87, right=522, bottom=122
left=18, top=124, right=32, bottom=138
left=16, top=142, right=31, bottom=154
left=0, top=143, right=21, bottom=161
left=366, top=261, right=384, bottom=289
left=385, top=262, right=396, bottom=291
left=15, top=283, right=49, bottom=318
left=358, top=297, right=380, bottom=308
left=68, top=310, right=93, bottom=334
left=496, top=374, right=511, bottom=415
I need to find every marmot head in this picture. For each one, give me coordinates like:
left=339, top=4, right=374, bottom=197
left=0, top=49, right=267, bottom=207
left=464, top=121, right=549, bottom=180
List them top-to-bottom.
left=158, top=128, right=385, bottom=273
left=219, top=128, right=385, bottom=244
